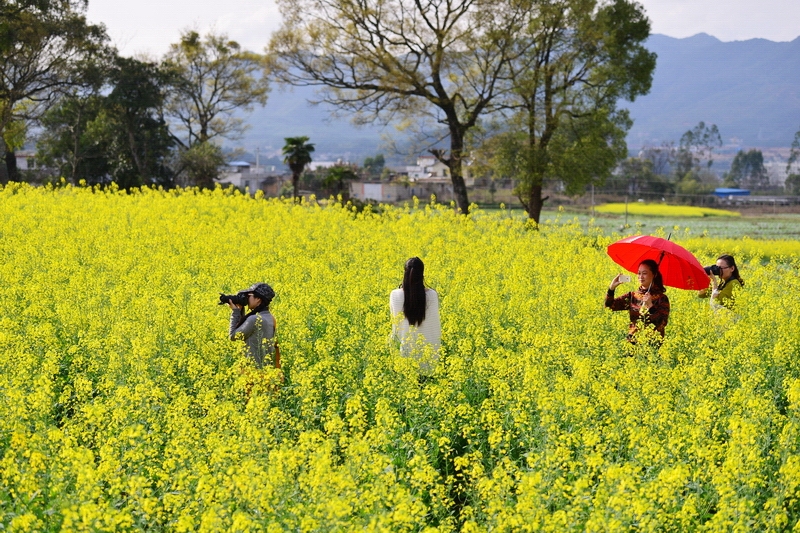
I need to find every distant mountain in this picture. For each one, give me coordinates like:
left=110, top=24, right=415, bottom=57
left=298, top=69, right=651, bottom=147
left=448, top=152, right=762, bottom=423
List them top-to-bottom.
left=238, top=33, right=800, bottom=159
left=625, top=33, right=800, bottom=149
left=239, top=85, right=389, bottom=161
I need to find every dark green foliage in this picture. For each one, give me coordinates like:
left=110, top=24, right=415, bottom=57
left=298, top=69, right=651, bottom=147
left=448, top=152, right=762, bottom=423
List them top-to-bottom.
left=0, top=0, right=108, bottom=182
left=484, top=0, right=656, bottom=223
left=36, top=57, right=174, bottom=188
left=36, top=93, right=110, bottom=183
left=675, top=121, right=722, bottom=178
left=282, top=136, right=314, bottom=201
left=175, top=142, right=225, bottom=189
left=725, top=149, right=768, bottom=191
left=362, top=154, right=385, bottom=178
left=601, top=156, right=674, bottom=197
left=323, top=165, right=358, bottom=195
left=785, top=174, right=800, bottom=196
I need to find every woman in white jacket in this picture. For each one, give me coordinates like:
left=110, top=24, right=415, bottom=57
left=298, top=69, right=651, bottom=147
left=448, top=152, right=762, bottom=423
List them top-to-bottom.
left=390, top=257, right=441, bottom=375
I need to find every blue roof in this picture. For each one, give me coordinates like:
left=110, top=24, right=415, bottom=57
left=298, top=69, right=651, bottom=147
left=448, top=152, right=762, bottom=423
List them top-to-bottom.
left=713, top=188, right=750, bottom=197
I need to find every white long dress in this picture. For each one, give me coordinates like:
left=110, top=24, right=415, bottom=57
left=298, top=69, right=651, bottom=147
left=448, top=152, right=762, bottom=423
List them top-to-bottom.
left=389, top=288, right=441, bottom=374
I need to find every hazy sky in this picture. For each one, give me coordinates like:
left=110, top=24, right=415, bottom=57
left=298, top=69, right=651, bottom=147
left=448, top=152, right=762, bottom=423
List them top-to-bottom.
left=87, top=0, right=800, bottom=58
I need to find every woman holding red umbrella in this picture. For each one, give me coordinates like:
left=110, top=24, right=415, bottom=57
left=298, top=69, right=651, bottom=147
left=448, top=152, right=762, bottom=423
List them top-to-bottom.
left=605, top=259, right=671, bottom=344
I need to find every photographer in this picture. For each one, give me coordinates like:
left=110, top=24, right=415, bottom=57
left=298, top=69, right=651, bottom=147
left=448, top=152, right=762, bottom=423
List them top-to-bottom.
left=698, top=254, right=743, bottom=310
left=224, top=283, right=277, bottom=368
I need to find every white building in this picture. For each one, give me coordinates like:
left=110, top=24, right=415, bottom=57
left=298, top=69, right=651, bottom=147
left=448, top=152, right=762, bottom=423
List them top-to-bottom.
left=14, top=150, right=37, bottom=170
left=405, top=155, right=472, bottom=183
left=764, top=160, right=800, bottom=187
left=218, top=161, right=288, bottom=195
left=349, top=178, right=454, bottom=203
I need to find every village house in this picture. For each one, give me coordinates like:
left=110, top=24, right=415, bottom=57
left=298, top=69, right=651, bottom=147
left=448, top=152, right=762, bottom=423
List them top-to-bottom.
left=349, top=155, right=474, bottom=203
left=218, top=161, right=289, bottom=197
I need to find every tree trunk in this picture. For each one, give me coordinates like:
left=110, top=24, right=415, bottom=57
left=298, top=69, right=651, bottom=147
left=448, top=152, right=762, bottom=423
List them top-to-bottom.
left=127, top=127, right=147, bottom=186
left=446, top=129, right=470, bottom=214
left=0, top=141, right=8, bottom=185
left=4, top=141, right=19, bottom=183
left=292, top=172, right=299, bottom=202
left=527, top=182, right=545, bottom=224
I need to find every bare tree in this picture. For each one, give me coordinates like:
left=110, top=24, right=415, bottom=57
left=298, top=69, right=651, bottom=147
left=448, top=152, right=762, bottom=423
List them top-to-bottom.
left=268, top=0, right=531, bottom=214
left=163, top=30, right=269, bottom=149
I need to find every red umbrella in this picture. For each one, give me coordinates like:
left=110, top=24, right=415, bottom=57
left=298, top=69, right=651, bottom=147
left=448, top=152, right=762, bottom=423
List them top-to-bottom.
left=607, top=235, right=710, bottom=290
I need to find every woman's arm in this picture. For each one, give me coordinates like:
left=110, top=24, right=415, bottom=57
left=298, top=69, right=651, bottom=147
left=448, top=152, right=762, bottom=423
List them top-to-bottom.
left=698, top=275, right=718, bottom=299
left=712, top=280, right=736, bottom=307
left=389, top=289, right=403, bottom=339
left=605, top=289, right=632, bottom=312
left=230, top=310, right=258, bottom=340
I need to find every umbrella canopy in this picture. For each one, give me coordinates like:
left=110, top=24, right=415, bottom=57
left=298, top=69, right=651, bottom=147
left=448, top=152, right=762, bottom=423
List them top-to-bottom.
left=607, top=235, right=710, bottom=290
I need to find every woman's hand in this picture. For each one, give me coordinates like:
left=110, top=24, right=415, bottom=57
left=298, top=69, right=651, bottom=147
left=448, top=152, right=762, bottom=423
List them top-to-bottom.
left=609, top=273, right=624, bottom=290
left=640, top=292, right=653, bottom=309
left=228, top=301, right=243, bottom=310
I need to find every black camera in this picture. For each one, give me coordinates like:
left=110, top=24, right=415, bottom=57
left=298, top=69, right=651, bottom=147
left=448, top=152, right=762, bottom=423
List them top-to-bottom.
left=704, top=265, right=720, bottom=276
left=218, top=292, right=249, bottom=306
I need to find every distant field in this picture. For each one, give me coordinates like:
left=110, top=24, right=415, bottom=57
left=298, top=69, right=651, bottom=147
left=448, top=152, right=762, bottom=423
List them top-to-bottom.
left=594, top=203, right=740, bottom=218
left=529, top=207, right=800, bottom=242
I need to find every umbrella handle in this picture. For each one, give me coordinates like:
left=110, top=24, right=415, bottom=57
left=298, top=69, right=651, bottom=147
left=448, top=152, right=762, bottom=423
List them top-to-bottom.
left=658, top=233, right=671, bottom=266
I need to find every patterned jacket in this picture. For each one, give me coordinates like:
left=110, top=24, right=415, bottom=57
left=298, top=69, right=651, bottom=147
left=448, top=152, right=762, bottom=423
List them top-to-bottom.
left=605, top=287, right=670, bottom=341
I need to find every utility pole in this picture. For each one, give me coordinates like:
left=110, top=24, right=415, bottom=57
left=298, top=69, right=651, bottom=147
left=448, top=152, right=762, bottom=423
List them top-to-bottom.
left=255, top=147, right=260, bottom=173
left=625, top=196, right=629, bottom=227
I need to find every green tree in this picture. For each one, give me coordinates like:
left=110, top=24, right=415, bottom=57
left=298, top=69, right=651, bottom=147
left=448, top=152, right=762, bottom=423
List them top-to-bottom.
left=0, top=0, right=108, bottom=182
left=269, top=0, right=532, bottom=214
left=481, top=0, right=655, bottom=223
left=36, top=56, right=174, bottom=188
left=103, top=56, right=174, bottom=188
left=35, top=92, right=110, bottom=183
left=674, top=121, right=722, bottom=178
left=672, top=122, right=721, bottom=196
left=786, top=128, right=800, bottom=194
left=282, top=136, right=314, bottom=201
left=174, top=141, right=225, bottom=189
left=639, top=142, right=675, bottom=177
left=725, top=149, right=768, bottom=190
left=363, top=154, right=385, bottom=178
left=617, top=157, right=655, bottom=196
left=323, top=165, right=358, bottom=196
left=785, top=174, right=800, bottom=196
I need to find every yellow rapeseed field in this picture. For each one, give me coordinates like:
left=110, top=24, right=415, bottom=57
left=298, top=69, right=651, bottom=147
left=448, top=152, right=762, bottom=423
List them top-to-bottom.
left=1, top=183, right=799, bottom=532
left=595, top=203, right=740, bottom=218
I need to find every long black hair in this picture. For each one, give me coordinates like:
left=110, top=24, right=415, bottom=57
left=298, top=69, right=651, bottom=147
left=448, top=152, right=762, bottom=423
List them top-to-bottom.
left=718, top=254, right=744, bottom=286
left=402, top=257, right=427, bottom=326
left=639, top=259, right=666, bottom=293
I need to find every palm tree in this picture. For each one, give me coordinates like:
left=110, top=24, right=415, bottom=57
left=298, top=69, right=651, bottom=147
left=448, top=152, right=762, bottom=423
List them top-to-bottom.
left=282, top=136, right=314, bottom=201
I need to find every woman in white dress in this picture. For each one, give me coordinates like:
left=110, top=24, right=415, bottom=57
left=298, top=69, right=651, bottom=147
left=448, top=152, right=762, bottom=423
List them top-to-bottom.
left=389, top=257, right=441, bottom=375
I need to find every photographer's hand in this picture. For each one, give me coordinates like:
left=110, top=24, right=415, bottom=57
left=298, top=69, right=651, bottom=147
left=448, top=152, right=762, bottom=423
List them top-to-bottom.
left=609, top=274, right=623, bottom=290
left=228, top=301, right=243, bottom=310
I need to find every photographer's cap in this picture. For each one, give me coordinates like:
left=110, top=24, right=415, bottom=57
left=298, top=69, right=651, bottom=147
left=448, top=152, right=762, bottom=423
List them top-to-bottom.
left=247, top=283, right=275, bottom=303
